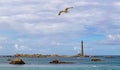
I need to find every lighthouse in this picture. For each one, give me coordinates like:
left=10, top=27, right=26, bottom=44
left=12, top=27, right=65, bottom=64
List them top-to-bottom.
left=81, top=40, right=84, bottom=56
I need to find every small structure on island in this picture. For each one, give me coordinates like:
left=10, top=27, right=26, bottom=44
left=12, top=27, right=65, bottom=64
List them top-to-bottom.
left=9, top=58, right=25, bottom=64
left=49, top=59, right=73, bottom=64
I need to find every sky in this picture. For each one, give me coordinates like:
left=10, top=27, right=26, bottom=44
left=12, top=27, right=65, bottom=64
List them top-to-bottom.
left=0, top=0, right=120, bottom=55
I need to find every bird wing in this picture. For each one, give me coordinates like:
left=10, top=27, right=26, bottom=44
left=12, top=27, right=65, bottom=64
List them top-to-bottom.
left=65, top=7, right=73, bottom=11
left=65, top=8, right=70, bottom=11
left=58, top=10, right=64, bottom=16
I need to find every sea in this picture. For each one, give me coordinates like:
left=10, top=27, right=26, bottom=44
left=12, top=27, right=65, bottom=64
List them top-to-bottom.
left=0, top=56, right=120, bottom=70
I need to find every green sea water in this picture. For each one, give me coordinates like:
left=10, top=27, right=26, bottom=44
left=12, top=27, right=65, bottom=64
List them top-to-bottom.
left=0, top=56, right=120, bottom=70
left=0, top=65, right=120, bottom=70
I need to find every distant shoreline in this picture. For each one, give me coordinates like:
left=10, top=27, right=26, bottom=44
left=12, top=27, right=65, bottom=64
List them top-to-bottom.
left=0, top=54, right=120, bottom=58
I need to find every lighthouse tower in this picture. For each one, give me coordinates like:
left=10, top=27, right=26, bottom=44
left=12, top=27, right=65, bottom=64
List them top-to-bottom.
left=81, top=40, right=84, bottom=56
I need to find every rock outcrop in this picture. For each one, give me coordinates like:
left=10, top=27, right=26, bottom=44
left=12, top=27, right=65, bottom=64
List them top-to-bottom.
left=9, top=58, right=25, bottom=64
left=91, top=58, right=102, bottom=62
left=49, top=59, right=73, bottom=64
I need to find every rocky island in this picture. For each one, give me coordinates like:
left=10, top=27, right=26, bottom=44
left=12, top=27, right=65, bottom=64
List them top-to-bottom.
left=9, top=58, right=25, bottom=64
left=49, top=59, right=73, bottom=64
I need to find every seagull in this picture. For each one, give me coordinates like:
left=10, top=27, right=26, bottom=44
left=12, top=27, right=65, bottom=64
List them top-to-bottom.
left=58, top=7, right=73, bottom=16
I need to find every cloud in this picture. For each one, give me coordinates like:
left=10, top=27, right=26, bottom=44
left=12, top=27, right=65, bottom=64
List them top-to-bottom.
left=0, top=0, right=120, bottom=55
left=0, top=0, right=108, bottom=35
left=73, top=1, right=101, bottom=6
left=112, top=1, right=120, bottom=11
left=113, top=1, right=120, bottom=6
left=110, top=13, right=120, bottom=25
left=102, top=34, right=120, bottom=45
left=108, top=34, right=120, bottom=41
left=0, top=36, right=7, bottom=41
left=14, top=44, right=32, bottom=51
left=0, top=46, right=3, bottom=50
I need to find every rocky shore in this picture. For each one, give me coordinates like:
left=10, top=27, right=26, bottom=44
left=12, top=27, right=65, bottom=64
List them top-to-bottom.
left=9, top=58, right=25, bottom=64
left=91, top=58, right=102, bottom=62
left=49, top=59, right=73, bottom=64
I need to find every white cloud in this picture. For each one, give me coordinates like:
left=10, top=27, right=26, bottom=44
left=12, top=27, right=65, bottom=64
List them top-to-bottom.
left=0, top=0, right=120, bottom=55
left=0, top=0, right=107, bottom=35
left=73, top=1, right=100, bottom=6
left=112, top=1, right=120, bottom=11
left=113, top=2, right=120, bottom=6
left=110, top=14, right=120, bottom=26
left=10, top=23, right=68, bottom=34
left=102, top=34, right=120, bottom=45
left=108, top=34, right=120, bottom=41
left=0, top=36, right=7, bottom=41
left=51, top=41, right=63, bottom=46
left=14, top=44, right=32, bottom=51
left=0, top=46, right=3, bottom=50
left=73, top=46, right=79, bottom=50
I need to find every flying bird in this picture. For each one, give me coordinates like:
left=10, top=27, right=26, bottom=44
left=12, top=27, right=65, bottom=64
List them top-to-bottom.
left=58, top=7, right=73, bottom=16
